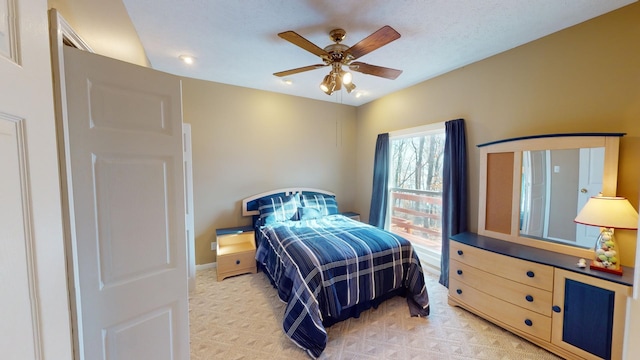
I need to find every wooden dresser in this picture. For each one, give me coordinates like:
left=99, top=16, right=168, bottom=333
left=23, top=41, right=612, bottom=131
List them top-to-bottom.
left=457, top=133, right=637, bottom=359
left=449, top=232, right=633, bottom=360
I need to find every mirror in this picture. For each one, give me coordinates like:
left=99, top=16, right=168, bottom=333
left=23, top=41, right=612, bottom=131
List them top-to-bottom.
left=478, top=133, right=622, bottom=259
left=519, top=147, right=605, bottom=248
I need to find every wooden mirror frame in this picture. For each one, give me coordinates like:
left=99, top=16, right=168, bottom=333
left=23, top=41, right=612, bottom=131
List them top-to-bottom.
left=477, top=133, right=624, bottom=258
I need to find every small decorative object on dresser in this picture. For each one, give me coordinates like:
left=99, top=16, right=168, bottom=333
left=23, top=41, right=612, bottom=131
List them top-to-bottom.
left=574, top=195, right=639, bottom=275
left=215, top=225, right=257, bottom=281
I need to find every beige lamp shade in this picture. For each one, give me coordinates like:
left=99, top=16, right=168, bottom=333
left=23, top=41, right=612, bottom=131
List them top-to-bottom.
left=574, top=196, right=639, bottom=230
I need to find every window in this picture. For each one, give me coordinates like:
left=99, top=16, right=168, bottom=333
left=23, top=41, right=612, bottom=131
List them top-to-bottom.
left=388, top=124, right=445, bottom=270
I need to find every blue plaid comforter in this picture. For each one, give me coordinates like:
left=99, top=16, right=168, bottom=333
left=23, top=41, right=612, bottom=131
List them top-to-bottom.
left=255, top=215, right=430, bottom=358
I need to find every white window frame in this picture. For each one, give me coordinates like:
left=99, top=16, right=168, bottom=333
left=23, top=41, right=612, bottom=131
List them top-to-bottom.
left=388, top=122, right=446, bottom=274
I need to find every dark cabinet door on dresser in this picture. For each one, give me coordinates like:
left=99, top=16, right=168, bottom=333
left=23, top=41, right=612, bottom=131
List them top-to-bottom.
left=552, top=269, right=630, bottom=360
left=562, top=279, right=614, bottom=359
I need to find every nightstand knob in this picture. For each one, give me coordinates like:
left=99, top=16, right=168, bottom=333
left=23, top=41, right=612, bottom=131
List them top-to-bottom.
left=457, top=250, right=463, bottom=255
left=236, top=260, right=240, bottom=265
left=456, top=269, right=463, bottom=275
left=526, top=271, right=535, bottom=278
left=456, top=289, right=462, bottom=295
left=525, top=295, right=534, bottom=302
left=552, top=305, right=562, bottom=313
left=524, top=319, right=533, bottom=327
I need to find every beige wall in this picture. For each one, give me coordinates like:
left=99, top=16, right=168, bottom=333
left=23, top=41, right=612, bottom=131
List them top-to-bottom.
left=354, top=2, right=640, bottom=267
left=182, top=78, right=357, bottom=264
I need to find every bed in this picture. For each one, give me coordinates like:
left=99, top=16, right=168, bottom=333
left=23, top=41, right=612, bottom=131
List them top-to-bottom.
left=242, top=188, right=430, bottom=358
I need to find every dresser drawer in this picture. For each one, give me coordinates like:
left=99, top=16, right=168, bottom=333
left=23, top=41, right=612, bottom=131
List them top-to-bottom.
left=450, top=241, right=553, bottom=291
left=450, top=259, right=552, bottom=316
left=450, top=277, right=551, bottom=341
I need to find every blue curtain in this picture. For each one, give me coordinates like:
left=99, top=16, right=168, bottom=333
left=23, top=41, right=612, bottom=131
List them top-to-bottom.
left=439, top=119, right=469, bottom=288
left=368, top=133, right=389, bottom=228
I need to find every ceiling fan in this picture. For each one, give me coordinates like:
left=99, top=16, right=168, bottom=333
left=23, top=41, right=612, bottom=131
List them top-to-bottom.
left=273, top=26, right=402, bottom=95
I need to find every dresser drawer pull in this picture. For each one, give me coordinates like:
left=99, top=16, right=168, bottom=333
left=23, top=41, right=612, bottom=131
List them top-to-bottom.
left=457, top=250, right=463, bottom=255
left=236, top=260, right=241, bottom=265
left=456, top=269, right=463, bottom=275
left=526, top=271, right=535, bottom=278
left=456, top=289, right=462, bottom=295
left=525, top=295, right=534, bottom=302
left=552, top=305, right=562, bottom=313
left=524, top=319, right=533, bottom=326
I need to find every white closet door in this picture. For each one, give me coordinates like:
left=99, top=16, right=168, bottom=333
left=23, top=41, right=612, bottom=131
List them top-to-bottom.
left=62, top=45, right=189, bottom=359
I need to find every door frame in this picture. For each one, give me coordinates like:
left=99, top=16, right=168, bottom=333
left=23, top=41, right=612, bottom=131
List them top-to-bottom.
left=49, top=9, right=94, bottom=358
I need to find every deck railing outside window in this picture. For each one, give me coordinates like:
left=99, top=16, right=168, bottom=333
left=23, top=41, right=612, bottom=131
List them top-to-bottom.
left=389, top=188, right=442, bottom=254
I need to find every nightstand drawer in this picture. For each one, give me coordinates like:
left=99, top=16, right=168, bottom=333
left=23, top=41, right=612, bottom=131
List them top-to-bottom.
left=218, top=250, right=256, bottom=272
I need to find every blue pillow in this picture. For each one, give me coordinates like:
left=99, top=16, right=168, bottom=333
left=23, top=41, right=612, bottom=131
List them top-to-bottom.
left=258, top=193, right=300, bottom=225
left=300, top=194, right=338, bottom=216
left=298, top=206, right=324, bottom=220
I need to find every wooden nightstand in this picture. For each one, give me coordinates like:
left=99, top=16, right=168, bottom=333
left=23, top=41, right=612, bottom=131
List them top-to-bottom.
left=341, top=211, right=360, bottom=221
left=216, top=226, right=257, bottom=281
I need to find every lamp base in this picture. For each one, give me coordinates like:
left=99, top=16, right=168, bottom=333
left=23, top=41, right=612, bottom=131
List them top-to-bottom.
left=590, top=261, right=623, bottom=276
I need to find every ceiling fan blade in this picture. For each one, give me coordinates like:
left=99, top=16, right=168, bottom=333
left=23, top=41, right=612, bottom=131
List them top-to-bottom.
left=345, top=25, right=401, bottom=60
left=278, top=31, right=328, bottom=57
left=349, top=62, right=402, bottom=80
left=273, top=64, right=327, bottom=77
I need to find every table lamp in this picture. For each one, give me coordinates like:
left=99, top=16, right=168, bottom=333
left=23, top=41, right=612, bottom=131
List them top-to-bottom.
left=574, top=196, right=638, bottom=275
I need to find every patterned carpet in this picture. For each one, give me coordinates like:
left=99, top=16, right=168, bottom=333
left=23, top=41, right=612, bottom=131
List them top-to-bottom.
left=189, top=267, right=561, bottom=359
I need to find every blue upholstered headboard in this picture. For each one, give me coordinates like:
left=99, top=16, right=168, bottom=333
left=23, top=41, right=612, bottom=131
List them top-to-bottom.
left=242, top=188, right=336, bottom=217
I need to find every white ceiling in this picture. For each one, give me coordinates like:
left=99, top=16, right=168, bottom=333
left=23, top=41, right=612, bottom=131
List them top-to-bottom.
left=121, top=0, right=634, bottom=107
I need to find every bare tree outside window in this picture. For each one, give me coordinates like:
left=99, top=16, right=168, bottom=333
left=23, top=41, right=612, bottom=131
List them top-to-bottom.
left=389, top=132, right=445, bottom=254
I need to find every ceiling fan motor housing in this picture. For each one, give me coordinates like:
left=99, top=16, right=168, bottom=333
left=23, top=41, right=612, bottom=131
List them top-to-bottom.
left=329, top=28, right=346, bottom=43
left=323, top=43, right=350, bottom=63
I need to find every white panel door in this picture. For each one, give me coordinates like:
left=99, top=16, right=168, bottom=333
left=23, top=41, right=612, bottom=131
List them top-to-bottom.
left=1, top=1, right=72, bottom=359
left=62, top=45, right=189, bottom=359
left=0, top=115, right=38, bottom=360
left=183, top=124, right=196, bottom=292
left=576, top=147, right=605, bottom=248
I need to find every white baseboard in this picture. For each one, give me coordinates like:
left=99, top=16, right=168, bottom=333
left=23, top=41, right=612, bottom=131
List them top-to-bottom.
left=196, top=262, right=216, bottom=271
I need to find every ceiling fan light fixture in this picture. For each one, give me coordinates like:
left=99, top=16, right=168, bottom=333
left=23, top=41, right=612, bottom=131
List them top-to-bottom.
left=275, top=26, right=402, bottom=97
left=341, top=70, right=352, bottom=85
left=320, top=75, right=334, bottom=94
left=344, top=82, right=356, bottom=94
